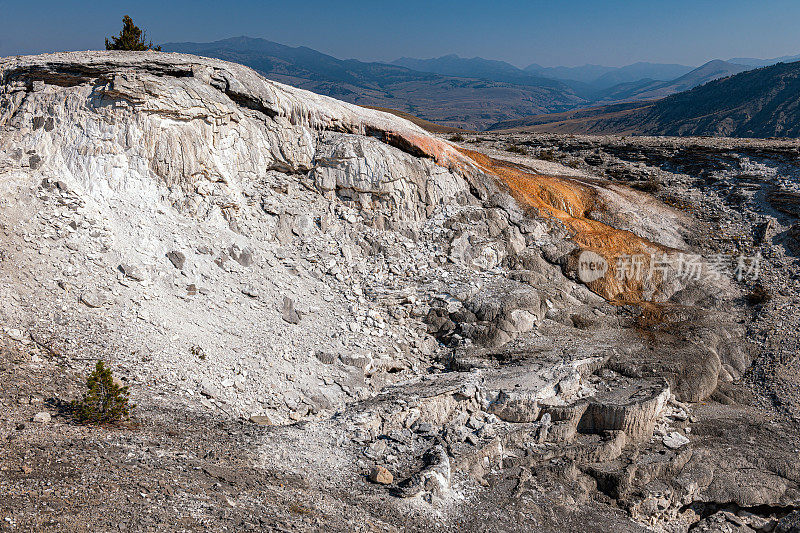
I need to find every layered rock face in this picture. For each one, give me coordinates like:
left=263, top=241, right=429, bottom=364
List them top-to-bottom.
left=0, top=52, right=476, bottom=229
left=1, top=53, right=796, bottom=532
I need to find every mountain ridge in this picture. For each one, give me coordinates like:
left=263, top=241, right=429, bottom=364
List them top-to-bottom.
left=160, top=36, right=800, bottom=134
left=161, top=36, right=585, bottom=130
left=392, top=54, right=573, bottom=88
left=589, top=59, right=752, bottom=105
left=489, top=60, right=800, bottom=138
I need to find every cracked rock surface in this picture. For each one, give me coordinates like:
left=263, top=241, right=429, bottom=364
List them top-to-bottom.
left=1, top=53, right=799, bottom=532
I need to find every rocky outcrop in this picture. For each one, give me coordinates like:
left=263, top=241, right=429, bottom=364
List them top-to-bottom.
left=0, top=52, right=487, bottom=233
left=1, top=52, right=789, bottom=532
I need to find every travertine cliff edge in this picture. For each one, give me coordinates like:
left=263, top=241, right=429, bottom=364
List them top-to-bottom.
left=1, top=52, right=797, bottom=532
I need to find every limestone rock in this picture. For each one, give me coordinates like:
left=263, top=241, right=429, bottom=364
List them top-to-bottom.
left=0, top=51, right=789, bottom=533
left=166, top=251, right=186, bottom=269
left=118, top=264, right=145, bottom=282
left=79, top=290, right=104, bottom=309
left=281, top=297, right=301, bottom=324
left=32, top=412, right=51, bottom=424
left=248, top=414, right=274, bottom=426
left=663, top=431, right=690, bottom=449
left=369, top=465, right=393, bottom=485
left=776, top=511, right=800, bottom=533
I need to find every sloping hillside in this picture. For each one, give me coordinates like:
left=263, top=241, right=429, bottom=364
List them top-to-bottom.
left=156, top=40, right=800, bottom=132
left=392, top=54, right=568, bottom=88
left=590, top=60, right=751, bottom=105
left=492, top=61, right=800, bottom=138
left=590, top=61, right=695, bottom=88
left=642, top=61, right=800, bottom=137
left=487, top=101, right=653, bottom=133
left=360, top=106, right=468, bottom=133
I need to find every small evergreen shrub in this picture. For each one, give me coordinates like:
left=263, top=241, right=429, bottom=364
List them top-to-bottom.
left=105, top=16, right=161, bottom=51
left=448, top=133, right=466, bottom=142
left=506, top=144, right=528, bottom=155
left=538, top=149, right=555, bottom=161
left=632, top=178, right=662, bottom=193
left=661, top=193, right=694, bottom=212
left=745, top=284, right=771, bottom=307
left=191, top=345, right=206, bottom=360
left=72, top=361, right=133, bottom=425
left=288, top=502, right=313, bottom=515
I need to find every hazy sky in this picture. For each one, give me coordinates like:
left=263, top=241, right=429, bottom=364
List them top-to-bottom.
left=1, top=0, right=799, bottom=67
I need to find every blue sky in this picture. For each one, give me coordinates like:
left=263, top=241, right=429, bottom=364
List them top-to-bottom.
left=1, top=0, right=799, bottom=67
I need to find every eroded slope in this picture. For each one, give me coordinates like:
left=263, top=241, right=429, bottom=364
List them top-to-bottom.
left=0, top=52, right=796, bottom=532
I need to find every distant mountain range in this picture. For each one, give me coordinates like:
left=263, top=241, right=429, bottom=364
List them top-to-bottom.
left=161, top=37, right=800, bottom=135
left=162, top=37, right=584, bottom=130
left=728, top=53, right=800, bottom=68
left=392, top=54, right=561, bottom=88
left=391, top=55, right=758, bottom=101
left=526, top=55, right=799, bottom=87
left=589, top=60, right=752, bottom=105
left=488, top=61, right=800, bottom=138
left=529, top=62, right=695, bottom=88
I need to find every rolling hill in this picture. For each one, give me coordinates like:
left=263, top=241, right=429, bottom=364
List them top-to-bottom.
left=729, top=53, right=800, bottom=67
left=392, top=54, right=564, bottom=88
left=390, top=55, right=753, bottom=104
left=590, top=60, right=751, bottom=104
left=489, top=61, right=800, bottom=138
left=523, top=61, right=695, bottom=88
left=587, top=62, right=695, bottom=88
left=524, top=63, right=616, bottom=84
left=486, top=102, right=653, bottom=133
left=359, top=106, right=467, bottom=133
